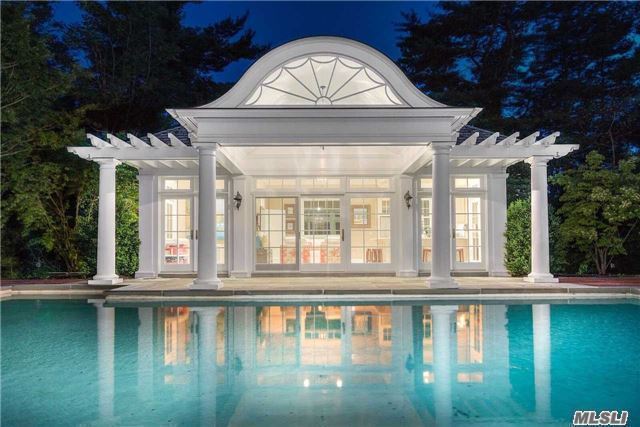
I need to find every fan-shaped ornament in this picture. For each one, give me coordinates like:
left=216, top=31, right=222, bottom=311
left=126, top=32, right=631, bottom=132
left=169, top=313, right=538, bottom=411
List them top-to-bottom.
left=245, top=55, right=404, bottom=106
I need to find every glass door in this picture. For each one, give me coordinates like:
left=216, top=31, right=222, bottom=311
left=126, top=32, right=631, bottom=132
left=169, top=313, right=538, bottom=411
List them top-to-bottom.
left=161, top=196, right=194, bottom=272
left=453, top=196, right=484, bottom=270
left=255, top=197, right=299, bottom=270
left=300, top=197, right=345, bottom=271
left=349, top=197, right=392, bottom=267
left=419, top=197, right=433, bottom=269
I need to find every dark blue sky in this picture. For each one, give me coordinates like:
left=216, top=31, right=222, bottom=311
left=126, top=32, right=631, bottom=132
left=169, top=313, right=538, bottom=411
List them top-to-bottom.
left=52, top=1, right=438, bottom=81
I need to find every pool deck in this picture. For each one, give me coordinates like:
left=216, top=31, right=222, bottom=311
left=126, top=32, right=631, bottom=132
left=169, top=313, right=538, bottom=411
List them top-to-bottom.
left=2, top=276, right=639, bottom=302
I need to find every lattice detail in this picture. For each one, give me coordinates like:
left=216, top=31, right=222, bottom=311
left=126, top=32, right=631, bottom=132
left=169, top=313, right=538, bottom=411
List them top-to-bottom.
left=245, top=55, right=404, bottom=106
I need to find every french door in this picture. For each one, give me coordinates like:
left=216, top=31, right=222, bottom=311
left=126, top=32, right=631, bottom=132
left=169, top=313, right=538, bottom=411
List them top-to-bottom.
left=419, top=195, right=484, bottom=271
left=452, top=195, right=484, bottom=270
left=161, top=196, right=195, bottom=272
left=161, top=196, right=226, bottom=273
left=255, top=197, right=299, bottom=270
left=300, top=197, right=346, bottom=271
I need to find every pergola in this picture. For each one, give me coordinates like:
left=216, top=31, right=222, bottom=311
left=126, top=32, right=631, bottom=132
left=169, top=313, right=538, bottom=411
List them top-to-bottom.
left=69, top=37, right=578, bottom=288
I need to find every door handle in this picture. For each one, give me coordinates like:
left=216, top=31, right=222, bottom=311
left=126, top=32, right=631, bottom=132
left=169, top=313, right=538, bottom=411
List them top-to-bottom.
left=341, top=229, right=345, bottom=241
left=195, top=230, right=198, bottom=240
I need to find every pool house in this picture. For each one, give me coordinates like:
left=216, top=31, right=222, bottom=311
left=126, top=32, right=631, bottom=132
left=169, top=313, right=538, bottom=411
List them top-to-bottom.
left=68, top=37, right=577, bottom=289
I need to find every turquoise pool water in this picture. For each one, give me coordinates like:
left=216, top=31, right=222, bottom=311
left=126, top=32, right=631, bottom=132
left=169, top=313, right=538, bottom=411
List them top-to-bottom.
left=1, top=299, right=638, bottom=426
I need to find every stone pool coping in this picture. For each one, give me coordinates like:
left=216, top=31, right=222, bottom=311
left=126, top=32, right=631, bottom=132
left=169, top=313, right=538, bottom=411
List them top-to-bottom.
left=2, top=278, right=639, bottom=303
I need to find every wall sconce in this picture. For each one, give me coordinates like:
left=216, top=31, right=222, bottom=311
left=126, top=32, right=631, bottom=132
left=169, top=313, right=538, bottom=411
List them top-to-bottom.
left=233, top=191, right=242, bottom=210
left=403, top=191, right=413, bottom=209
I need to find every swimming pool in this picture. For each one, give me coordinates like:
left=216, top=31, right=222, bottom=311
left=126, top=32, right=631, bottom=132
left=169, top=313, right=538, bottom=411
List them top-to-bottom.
left=1, top=299, right=638, bottom=426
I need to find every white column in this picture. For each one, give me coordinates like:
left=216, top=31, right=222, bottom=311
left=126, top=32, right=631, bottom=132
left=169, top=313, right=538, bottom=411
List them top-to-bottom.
left=428, top=144, right=457, bottom=288
left=192, top=146, right=222, bottom=289
left=525, top=157, right=558, bottom=283
left=89, top=159, right=123, bottom=285
left=487, top=172, right=509, bottom=276
left=135, top=174, right=158, bottom=279
left=231, top=175, right=253, bottom=278
left=395, top=175, right=418, bottom=277
left=91, top=300, right=115, bottom=421
left=532, top=304, right=551, bottom=421
left=431, top=305, right=457, bottom=427
left=341, top=306, right=353, bottom=366
left=137, top=307, right=154, bottom=401
left=194, top=307, right=220, bottom=426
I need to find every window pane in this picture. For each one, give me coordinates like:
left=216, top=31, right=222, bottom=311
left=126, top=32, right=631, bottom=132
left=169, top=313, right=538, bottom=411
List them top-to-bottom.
left=420, top=178, right=432, bottom=189
left=454, top=178, right=467, bottom=189
left=455, top=196, right=482, bottom=263
left=350, top=197, right=391, bottom=264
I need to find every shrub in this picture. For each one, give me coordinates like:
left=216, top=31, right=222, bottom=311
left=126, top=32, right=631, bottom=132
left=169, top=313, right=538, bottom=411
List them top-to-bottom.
left=504, top=198, right=565, bottom=276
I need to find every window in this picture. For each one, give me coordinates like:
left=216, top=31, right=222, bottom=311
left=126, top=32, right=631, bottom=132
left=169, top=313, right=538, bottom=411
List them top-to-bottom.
left=245, top=55, right=403, bottom=106
left=161, top=177, right=225, bottom=191
left=300, top=177, right=341, bottom=190
left=349, top=177, right=391, bottom=190
left=454, top=177, right=482, bottom=189
left=163, top=178, right=191, bottom=191
left=255, top=178, right=296, bottom=190
left=420, top=178, right=432, bottom=189
left=350, top=197, right=391, bottom=264
left=455, top=197, right=482, bottom=263
left=163, top=198, right=191, bottom=265
left=216, top=198, right=225, bottom=265
left=255, top=198, right=297, bottom=265
left=301, top=198, right=341, bottom=265
left=420, top=198, right=432, bottom=263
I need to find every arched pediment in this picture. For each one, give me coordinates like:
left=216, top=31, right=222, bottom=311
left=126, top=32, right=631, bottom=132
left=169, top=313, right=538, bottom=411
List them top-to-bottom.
left=198, top=37, right=447, bottom=108
left=245, top=55, right=403, bottom=106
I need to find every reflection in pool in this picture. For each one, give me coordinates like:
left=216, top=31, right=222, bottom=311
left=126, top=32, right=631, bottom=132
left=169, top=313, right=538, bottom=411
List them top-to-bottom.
left=1, top=300, right=639, bottom=426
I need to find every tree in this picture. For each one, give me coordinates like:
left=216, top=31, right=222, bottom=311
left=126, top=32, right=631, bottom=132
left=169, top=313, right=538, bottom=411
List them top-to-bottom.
left=1, top=2, right=89, bottom=276
left=1, top=2, right=266, bottom=278
left=65, top=2, right=267, bottom=133
left=397, top=2, right=640, bottom=210
left=552, top=151, right=640, bottom=275
left=504, top=198, right=565, bottom=276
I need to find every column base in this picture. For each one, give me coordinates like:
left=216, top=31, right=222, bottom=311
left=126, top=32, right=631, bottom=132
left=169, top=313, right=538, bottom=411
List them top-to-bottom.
left=396, top=269, right=418, bottom=278
left=230, top=270, right=252, bottom=279
left=134, top=271, right=157, bottom=279
left=524, top=273, right=559, bottom=283
left=88, top=276, right=123, bottom=286
left=427, top=276, right=459, bottom=289
left=190, top=277, right=224, bottom=290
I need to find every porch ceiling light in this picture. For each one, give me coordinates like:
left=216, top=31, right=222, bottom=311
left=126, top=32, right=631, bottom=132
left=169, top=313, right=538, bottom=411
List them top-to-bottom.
left=233, top=191, right=243, bottom=210
left=404, top=191, right=414, bottom=209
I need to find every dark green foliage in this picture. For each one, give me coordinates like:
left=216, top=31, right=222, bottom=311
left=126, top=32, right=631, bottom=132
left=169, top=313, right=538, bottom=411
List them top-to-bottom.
left=1, top=2, right=264, bottom=278
left=398, top=2, right=640, bottom=274
left=552, top=152, right=640, bottom=275
left=505, top=198, right=565, bottom=276
left=505, top=199, right=531, bottom=276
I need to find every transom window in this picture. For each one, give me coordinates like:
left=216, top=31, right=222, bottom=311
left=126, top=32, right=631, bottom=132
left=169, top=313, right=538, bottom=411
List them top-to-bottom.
left=245, top=55, right=404, bottom=106
left=161, top=177, right=226, bottom=191
left=300, top=177, right=341, bottom=190
left=349, top=177, right=391, bottom=190
left=454, top=177, right=482, bottom=189
left=163, top=178, right=191, bottom=191
left=255, top=178, right=296, bottom=190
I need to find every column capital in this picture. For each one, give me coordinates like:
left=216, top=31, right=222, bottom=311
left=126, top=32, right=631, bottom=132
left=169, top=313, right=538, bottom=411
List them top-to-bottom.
left=193, top=143, right=218, bottom=155
left=430, top=143, right=453, bottom=154
left=525, top=156, right=554, bottom=167
left=95, top=158, right=120, bottom=168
